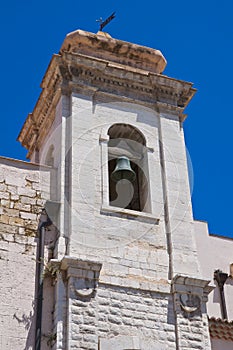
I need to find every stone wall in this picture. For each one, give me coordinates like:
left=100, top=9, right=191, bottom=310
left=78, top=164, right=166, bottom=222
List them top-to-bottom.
left=45, top=94, right=213, bottom=350
left=70, top=97, right=169, bottom=286
left=0, top=157, right=50, bottom=349
left=56, top=256, right=213, bottom=350
left=69, top=283, right=176, bottom=350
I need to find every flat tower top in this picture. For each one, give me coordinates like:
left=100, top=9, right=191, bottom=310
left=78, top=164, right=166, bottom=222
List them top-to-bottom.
left=18, top=29, right=196, bottom=159
left=60, top=29, right=167, bottom=74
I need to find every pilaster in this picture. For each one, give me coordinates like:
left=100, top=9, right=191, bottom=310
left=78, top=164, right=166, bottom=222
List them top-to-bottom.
left=158, top=109, right=200, bottom=278
left=61, top=256, right=102, bottom=349
left=172, top=275, right=214, bottom=350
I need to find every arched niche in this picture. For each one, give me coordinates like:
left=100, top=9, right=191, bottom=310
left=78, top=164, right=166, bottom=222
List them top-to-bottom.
left=107, top=123, right=151, bottom=213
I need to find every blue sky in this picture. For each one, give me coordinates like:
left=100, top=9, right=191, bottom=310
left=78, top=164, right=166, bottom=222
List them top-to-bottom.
left=0, top=0, right=232, bottom=237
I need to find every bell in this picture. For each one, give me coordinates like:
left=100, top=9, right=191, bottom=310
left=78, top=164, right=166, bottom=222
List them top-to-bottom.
left=111, top=156, right=136, bottom=182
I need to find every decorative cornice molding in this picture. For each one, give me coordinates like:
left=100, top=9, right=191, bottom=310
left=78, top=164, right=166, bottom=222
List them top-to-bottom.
left=18, top=40, right=196, bottom=158
left=62, top=51, right=195, bottom=108
left=18, top=59, right=62, bottom=158
left=61, top=256, right=102, bottom=299
left=61, top=256, right=102, bottom=276
left=172, top=274, right=215, bottom=318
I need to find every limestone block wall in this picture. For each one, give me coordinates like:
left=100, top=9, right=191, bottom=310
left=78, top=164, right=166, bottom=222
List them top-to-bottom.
left=53, top=94, right=213, bottom=350
left=67, top=94, right=201, bottom=287
left=69, top=96, right=169, bottom=288
left=159, top=113, right=200, bottom=278
left=0, top=157, right=50, bottom=349
left=64, top=275, right=212, bottom=350
left=69, top=283, right=176, bottom=350
left=175, top=312, right=211, bottom=350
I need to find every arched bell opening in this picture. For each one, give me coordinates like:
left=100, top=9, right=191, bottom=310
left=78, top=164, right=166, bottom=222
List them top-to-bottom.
left=107, top=123, right=151, bottom=213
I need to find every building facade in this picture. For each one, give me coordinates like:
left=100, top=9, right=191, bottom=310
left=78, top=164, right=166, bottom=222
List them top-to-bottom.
left=0, top=29, right=232, bottom=350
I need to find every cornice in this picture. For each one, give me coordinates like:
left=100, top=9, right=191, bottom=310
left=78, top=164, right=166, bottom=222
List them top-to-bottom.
left=60, top=29, right=167, bottom=74
left=18, top=43, right=196, bottom=158
left=62, top=51, right=196, bottom=109
left=18, top=56, right=62, bottom=158
left=69, top=84, right=186, bottom=121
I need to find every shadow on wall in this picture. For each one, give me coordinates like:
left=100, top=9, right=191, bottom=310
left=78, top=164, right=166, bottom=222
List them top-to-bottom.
left=12, top=210, right=57, bottom=350
left=35, top=212, right=57, bottom=350
left=213, top=274, right=233, bottom=320
left=225, top=278, right=233, bottom=287
left=213, top=280, right=221, bottom=305
left=13, top=304, right=36, bottom=350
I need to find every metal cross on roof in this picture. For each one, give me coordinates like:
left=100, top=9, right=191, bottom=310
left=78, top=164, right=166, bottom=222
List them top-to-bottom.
left=96, top=12, right=116, bottom=31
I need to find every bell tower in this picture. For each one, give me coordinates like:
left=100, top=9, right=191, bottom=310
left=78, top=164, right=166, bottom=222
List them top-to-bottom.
left=18, top=30, right=213, bottom=349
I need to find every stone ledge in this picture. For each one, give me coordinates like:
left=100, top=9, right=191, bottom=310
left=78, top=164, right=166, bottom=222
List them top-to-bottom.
left=60, top=29, right=167, bottom=74
left=0, top=156, right=48, bottom=168
left=101, top=205, right=159, bottom=224
left=59, top=256, right=103, bottom=298
left=60, top=256, right=102, bottom=279
left=172, top=274, right=215, bottom=316
left=172, top=274, right=215, bottom=297
left=172, top=275, right=215, bottom=292
left=99, top=278, right=171, bottom=294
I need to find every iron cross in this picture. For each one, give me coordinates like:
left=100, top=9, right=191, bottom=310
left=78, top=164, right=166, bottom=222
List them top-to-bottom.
left=96, top=12, right=116, bottom=31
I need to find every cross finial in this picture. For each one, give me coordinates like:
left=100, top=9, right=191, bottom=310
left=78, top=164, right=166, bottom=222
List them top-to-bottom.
left=96, top=12, right=116, bottom=31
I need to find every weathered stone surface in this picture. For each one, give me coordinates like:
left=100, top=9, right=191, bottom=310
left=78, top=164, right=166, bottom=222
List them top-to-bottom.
left=0, top=27, right=219, bottom=350
left=61, top=29, right=167, bottom=74
left=0, top=158, right=51, bottom=349
left=69, top=284, right=176, bottom=349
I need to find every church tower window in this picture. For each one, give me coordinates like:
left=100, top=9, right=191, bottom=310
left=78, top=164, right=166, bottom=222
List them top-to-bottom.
left=107, top=123, right=150, bottom=213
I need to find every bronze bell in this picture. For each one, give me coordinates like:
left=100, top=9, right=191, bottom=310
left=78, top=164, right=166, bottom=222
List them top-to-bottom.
left=111, top=156, right=136, bottom=182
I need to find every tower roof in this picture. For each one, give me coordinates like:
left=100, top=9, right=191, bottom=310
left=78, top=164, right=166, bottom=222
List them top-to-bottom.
left=18, top=29, right=195, bottom=159
left=60, top=29, right=167, bottom=74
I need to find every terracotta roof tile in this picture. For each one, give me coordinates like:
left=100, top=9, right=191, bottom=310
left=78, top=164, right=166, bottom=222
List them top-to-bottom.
left=209, top=317, right=233, bottom=341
